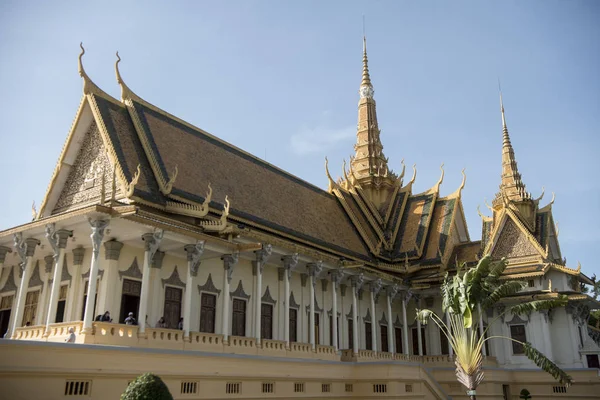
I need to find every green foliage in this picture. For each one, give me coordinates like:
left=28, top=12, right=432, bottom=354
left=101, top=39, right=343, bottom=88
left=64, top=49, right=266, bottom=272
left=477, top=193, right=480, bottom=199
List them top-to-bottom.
left=523, top=343, right=572, bottom=386
left=121, top=373, right=173, bottom=400
left=519, top=388, right=532, bottom=399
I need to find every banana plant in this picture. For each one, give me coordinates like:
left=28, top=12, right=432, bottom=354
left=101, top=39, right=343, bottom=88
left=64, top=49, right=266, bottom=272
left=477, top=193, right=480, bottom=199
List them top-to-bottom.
left=417, top=255, right=572, bottom=400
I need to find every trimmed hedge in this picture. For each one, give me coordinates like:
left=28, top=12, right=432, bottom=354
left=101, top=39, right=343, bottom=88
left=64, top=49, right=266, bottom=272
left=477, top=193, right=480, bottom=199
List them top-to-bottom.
left=121, top=373, right=173, bottom=400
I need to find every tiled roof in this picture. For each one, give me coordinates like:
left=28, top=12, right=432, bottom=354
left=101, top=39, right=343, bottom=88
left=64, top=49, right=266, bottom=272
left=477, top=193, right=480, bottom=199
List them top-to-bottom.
left=393, top=192, right=437, bottom=259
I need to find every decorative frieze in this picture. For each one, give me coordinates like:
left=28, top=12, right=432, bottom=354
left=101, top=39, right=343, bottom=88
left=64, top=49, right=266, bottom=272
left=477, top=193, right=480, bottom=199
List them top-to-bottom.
left=104, top=240, right=124, bottom=261
left=162, top=266, right=185, bottom=288
left=197, top=273, right=221, bottom=296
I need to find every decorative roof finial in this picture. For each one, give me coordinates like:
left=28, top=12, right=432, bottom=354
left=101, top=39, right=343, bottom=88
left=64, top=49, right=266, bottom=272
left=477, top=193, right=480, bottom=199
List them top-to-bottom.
left=360, top=34, right=373, bottom=98
left=77, top=42, right=103, bottom=96
left=78, top=42, right=86, bottom=78
left=115, top=51, right=137, bottom=102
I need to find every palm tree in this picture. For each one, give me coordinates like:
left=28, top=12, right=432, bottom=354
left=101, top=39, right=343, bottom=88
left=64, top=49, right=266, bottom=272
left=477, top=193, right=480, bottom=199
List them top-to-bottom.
left=416, top=255, right=572, bottom=400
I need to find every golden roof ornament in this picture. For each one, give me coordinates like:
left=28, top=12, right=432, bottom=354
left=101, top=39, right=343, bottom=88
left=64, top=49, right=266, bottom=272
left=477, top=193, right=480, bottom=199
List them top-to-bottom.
left=124, top=164, right=141, bottom=197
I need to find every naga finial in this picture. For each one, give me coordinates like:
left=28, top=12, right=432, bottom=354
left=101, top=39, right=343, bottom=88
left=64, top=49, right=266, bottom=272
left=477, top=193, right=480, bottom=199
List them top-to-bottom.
left=78, top=42, right=86, bottom=78
left=115, top=51, right=123, bottom=84
left=325, top=157, right=336, bottom=193
left=397, top=159, right=406, bottom=186
left=408, top=163, right=417, bottom=186
left=434, top=163, right=445, bottom=191
left=125, top=164, right=141, bottom=197
left=162, top=165, right=178, bottom=195
left=534, top=187, right=545, bottom=203
left=549, top=192, right=556, bottom=206
left=220, top=196, right=230, bottom=223
left=484, top=198, right=494, bottom=212
left=31, top=201, right=37, bottom=221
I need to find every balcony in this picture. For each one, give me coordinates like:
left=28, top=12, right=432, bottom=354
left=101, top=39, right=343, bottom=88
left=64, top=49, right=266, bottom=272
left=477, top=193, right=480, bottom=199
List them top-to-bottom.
left=11, top=322, right=494, bottom=366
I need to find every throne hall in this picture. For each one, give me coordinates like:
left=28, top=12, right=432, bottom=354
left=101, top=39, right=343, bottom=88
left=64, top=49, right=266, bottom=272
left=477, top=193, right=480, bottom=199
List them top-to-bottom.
left=0, top=39, right=599, bottom=400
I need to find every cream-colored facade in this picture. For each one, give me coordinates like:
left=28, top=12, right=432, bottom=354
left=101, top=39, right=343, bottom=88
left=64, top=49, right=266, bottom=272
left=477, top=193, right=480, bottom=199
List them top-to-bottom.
left=0, top=40, right=599, bottom=399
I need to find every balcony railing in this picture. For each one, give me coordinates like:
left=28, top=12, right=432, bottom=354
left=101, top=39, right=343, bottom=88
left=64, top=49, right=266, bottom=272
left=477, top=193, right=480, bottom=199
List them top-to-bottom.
left=12, top=322, right=495, bottom=365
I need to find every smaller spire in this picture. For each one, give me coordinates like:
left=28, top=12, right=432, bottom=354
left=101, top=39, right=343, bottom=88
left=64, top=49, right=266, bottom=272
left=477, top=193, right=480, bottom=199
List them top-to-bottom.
left=361, top=36, right=373, bottom=88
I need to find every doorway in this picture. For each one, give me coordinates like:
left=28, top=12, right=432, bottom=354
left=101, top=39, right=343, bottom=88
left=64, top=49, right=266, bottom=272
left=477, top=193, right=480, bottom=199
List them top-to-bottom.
left=119, top=279, right=141, bottom=323
left=55, top=285, right=68, bottom=323
left=163, top=286, right=182, bottom=329
left=0, top=295, right=13, bottom=337
left=261, top=303, right=273, bottom=340
left=289, top=308, right=297, bottom=342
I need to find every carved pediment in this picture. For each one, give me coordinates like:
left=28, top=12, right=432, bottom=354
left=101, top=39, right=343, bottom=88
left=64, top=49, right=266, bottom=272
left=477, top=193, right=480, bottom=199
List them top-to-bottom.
left=118, top=257, right=142, bottom=280
left=28, top=261, right=44, bottom=288
left=162, top=265, right=185, bottom=288
left=0, top=267, right=18, bottom=293
left=197, top=273, right=221, bottom=296
left=230, top=280, right=250, bottom=300
left=261, top=286, right=276, bottom=305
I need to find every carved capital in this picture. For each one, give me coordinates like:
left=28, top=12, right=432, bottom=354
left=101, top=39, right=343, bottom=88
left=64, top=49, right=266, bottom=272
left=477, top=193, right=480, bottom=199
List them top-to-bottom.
left=88, top=218, right=109, bottom=257
left=46, top=223, right=72, bottom=254
left=56, top=229, right=73, bottom=249
left=142, top=229, right=163, bottom=259
left=24, top=238, right=41, bottom=258
left=103, top=240, right=124, bottom=261
left=184, top=241, right=205, bottom=277
left=255, top=244, right=272, bottom=266
left=0, top=246, right=12, bottom=264
left=72, top=247, right=86, bottom=265
left=151, top=251, right=165, bottom=269
left=222, top=252, right=239, bottom=283
left=281, top=253, right=298, bottom=279
left=44, top=255, right=54, bottom=274
left=307, top=261, right=323, bottom=280
left=330, top=268, right=344, bottom=286
left=350, top=273, right=364, bottom=293
left=370, top=278, right=382, bottom=295
left=386, top=284, right=400, bottom=300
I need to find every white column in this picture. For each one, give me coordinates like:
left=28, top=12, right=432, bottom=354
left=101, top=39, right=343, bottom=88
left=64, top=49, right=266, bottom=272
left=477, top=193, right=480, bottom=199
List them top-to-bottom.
left=82, top=219, right=109, bottom=333
left=43, top=226, right=72, bottom=334
left=137, top=230, right=163, bottom=335
left=10, top=235, right=40, bottom=337
left=96, top=240, right=123, bottom=319
left=183, top=241, right=205, bottom=339
left=253, top=245, right=272, bottom=345
left=65, top=248, right=85, bottom=321
left=148, top=251, right=165, bottom=327
left=221, top=253, right=238, bottom=343
left=282, top=254, right=298, bottom=348
left=307, top=261, right=323, bottom=350
left=330, top=269, right=343, bottom=351
left=350, top=274, right=364, bottom=354
left=369, top=279, right=382, bottom=352
left=386, top=285, right=399, bottom=353
left=402, top=293, right=410, bottom=355
left=417, top=296, right=423, bottom=355
left=478, top=303, right=486, bottom=356
left=446, top=310, right=454, bottom=357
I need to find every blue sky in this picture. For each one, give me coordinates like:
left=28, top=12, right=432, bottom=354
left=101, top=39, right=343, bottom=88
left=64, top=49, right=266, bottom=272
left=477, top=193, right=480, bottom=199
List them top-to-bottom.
left=0, top=1, right=598, bottom=278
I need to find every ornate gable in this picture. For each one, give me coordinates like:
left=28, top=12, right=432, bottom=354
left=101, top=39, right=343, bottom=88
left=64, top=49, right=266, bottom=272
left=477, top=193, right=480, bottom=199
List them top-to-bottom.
left=491, top=217, right=541, bottom=260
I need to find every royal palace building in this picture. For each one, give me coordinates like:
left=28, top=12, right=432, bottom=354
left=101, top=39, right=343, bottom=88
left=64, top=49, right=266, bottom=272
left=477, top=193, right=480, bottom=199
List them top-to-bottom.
left=0, top=40, right=599, bottom=400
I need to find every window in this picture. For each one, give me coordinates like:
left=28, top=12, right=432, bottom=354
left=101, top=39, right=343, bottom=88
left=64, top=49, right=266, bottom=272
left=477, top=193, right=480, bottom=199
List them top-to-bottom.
left=528, top=280, right=535, bottom=288
left=55, top=285, right=69, bottom=323
left=164, top=286, right=182, bottom=329
left=22, top=290, right=40, bottom=326
left=199, top=293, right=216, bottom=333
left=0, top=295, right=14, bottom=338
left=232, top=299, right=246, bottom=337
left=261, top=303, right=273, bottom=340
left=289, top=308, right=297, bottom=342
left=308, top=313, right=320, bottom=345
left=329, top=315, right=340, bottom=346
left=348, top=319, right=354, bottom=349
left=365, top=322, right=372, bottom=350
left=381, top=325, right=388, bottom=352
left=510, top=325, right=526, bottom=354
left=395, top=327, right=403, bottom=354
left=412, top=327, right=427, bottom=355
left=440, top=328, right=449, bottom=355
left=587, top=354, right=599, bottom=369
left=65, top=380, right=91, bottom=396
left=181, top=381, right=198, bottom=395
left=226, top=382, right=241, bottom=394
left=262, top=382, right=274, bottom=393
left=294, top=383, right=305, bottom=393
left=321, top=383, right=331, bottom=393
left=345, top=383, right=353, bottom=392
left=373, top=384, right=387, bottom=393
left=405, top=384, right=413, bottom=393
left=502, top=384, right=510, bottom=400
left=552, top=386, right=567, bottom=394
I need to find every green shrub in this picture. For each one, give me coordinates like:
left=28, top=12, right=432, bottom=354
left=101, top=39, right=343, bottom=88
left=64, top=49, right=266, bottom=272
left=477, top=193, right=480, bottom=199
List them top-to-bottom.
left=121, top=373, right=173, bottom=400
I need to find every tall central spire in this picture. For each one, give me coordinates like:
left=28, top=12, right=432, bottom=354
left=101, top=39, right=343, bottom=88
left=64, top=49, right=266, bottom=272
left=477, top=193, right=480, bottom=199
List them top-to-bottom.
left=349, top=35, right=394, bottom=196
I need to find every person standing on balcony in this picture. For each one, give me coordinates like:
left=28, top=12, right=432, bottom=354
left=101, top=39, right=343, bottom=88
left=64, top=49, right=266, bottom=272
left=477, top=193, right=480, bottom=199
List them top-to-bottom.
left=100, top=311, right=112, bottom=322
left=124, top=312, right=137, bottom=325
left=65, top=328, right=76, bottom=343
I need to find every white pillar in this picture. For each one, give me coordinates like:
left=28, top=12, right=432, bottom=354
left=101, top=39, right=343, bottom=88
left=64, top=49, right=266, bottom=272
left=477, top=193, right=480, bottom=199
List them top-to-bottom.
left=82, top=219, right=109, bottom=333
left=44, top=227, right=72, bottom=334
left=137, top=231, right=163, bottom=335
left=10, top=235, right=40, bottom=337
left=96, top=240, right=123, bottom=320
left=183, top=241, right=205, bottom=339
left=253, top=245, right=272, bottom=345
left=66, top=248, right=85, bottom=321
left=148, top=251, right=165, bottom=327
left=221, top=253, right=238, bottom=343
left=282, top=254, right=298, bottom=348
left=307, top=261, right=322, bottom=350
left=330, top=269, right=343, bottom=351
left=350, top=274, right=364, bottom=354
left=369, top=279, right=382, bottom=352
left=386, top=285, right=399, bottom=353
left=402, top=293, right=410, bottom=355
left=417, top=296, right=423, bottom=356
left=478, top=303, right=486, bottom=357
left=446, top=310, right=454, bottom=357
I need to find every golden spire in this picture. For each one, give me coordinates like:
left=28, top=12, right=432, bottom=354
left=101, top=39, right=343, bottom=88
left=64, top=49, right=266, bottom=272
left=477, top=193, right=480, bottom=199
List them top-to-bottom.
left=361, top=36, right=373, bottom=90
left=494, top=86, right=530, bottom=206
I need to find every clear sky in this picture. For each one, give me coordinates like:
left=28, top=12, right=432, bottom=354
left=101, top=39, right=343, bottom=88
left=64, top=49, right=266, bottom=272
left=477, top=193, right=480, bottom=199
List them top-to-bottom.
left=0, top=1, right=598, bottom=277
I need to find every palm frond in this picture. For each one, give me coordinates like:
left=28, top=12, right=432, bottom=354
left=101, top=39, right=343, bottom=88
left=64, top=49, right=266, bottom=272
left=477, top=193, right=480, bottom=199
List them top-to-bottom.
left=486, top=257, right=508, bottom=281
left=481, top=281, right=526, bottom=309
left=509, top=296, right=568, bottom=316
left=523, top=342, right=573, bottom=386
